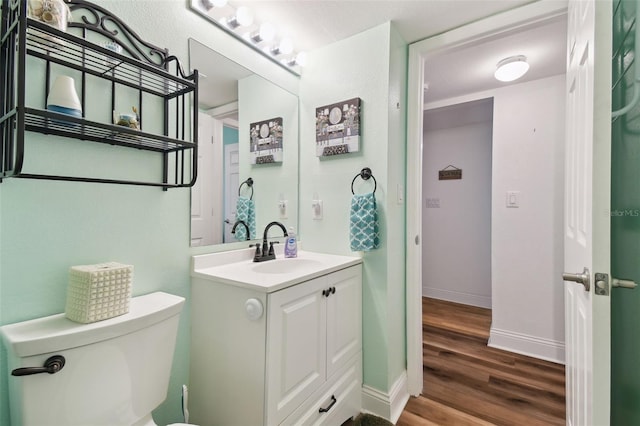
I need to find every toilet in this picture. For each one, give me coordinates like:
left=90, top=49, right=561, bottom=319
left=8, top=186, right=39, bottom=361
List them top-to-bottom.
left=0, top=291, right=194, bottom=426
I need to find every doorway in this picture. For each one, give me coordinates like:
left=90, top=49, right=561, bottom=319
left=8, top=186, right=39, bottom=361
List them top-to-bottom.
left=406, top=2, right=569, bottom=396
left=422, top=99, right=493, bottom=309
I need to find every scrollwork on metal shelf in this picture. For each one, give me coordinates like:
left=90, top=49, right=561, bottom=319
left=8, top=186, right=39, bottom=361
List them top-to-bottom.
left=65, top=0, right=169, bottom=69
left=164, top=55, right=193, bottom=80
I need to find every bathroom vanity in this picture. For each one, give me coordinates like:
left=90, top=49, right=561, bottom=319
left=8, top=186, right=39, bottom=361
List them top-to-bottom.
left=190, top=249, right=362, bottom=426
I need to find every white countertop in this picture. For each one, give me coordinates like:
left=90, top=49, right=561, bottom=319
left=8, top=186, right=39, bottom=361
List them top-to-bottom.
left=191, top=249, right=362, bottom=293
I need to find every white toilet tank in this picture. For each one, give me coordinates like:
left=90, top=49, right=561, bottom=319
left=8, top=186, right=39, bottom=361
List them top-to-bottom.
left=0, top=291, right=185, bottom=426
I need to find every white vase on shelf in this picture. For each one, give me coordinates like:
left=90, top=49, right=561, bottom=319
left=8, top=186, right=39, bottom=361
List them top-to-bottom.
left=47, top=75, right=82, bottom=119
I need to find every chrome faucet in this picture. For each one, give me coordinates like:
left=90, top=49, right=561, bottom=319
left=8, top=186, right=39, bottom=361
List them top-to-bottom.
left=231, top=219, right=250, bottom=241
left=253, top=221, right=288, bottom=262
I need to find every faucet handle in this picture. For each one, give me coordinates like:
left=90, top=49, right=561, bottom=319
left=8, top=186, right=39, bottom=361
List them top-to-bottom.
left=268, top=241, right=279, bottom=256
left=250, top=243, right=262, bottom=257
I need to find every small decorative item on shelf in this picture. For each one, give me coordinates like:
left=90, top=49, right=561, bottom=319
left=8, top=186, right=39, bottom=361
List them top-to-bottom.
left=28, top=0, right=72, bottom=32
left=100, top=41, right=123, bottom=67
left=46, top=75, right=82, bottom=122
left=113, top=106, right=140, bottom=130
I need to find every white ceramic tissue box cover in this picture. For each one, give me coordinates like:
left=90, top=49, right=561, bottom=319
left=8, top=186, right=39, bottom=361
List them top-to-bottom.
left=65, top=262, right=133, bottom=323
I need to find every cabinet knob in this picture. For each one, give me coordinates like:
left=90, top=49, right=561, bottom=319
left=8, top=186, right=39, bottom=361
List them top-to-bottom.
left=322, top=287, right=336, bottom=297
left=245, top=298, right=264, bottom=321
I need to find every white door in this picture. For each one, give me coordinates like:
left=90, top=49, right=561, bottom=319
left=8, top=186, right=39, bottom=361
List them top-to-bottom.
left=563, top=0, right=611, bottom=425
left=190, top=112, right=216, bottom=246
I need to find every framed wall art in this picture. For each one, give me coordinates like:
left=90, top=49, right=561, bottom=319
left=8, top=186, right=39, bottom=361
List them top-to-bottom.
left=315, top=97, right=361, bottom=157
left=250, top=117, right=283, bottom=164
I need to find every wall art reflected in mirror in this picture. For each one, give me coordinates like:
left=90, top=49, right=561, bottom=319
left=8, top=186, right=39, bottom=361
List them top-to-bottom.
left=189, top=38, right=299, bottom=247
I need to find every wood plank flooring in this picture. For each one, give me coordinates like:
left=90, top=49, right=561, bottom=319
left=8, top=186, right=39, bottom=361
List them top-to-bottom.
left=397, top=298, right=566, bottom=425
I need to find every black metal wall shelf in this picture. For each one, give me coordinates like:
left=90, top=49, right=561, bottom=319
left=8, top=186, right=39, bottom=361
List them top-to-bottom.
left=0, top=0, right=199, bottom=188
left=25, top=20, right=195, bottom=99
left=24, top=108, right=196, bottom=152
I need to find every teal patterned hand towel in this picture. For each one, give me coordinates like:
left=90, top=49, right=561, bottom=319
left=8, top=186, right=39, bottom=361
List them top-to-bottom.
left=350, top=192, right=380, bottom=251
left=235, top=196, right=256, bottom=241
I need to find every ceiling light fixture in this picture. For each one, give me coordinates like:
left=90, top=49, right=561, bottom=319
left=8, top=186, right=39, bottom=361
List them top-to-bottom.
left=190, top=0, right=302, bottom=74
left=494, top=55, right=529, bottom=82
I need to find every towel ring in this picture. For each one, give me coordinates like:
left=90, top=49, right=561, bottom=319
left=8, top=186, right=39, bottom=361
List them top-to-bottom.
left=351, top=167, right=377, bottom=194
left=238, top=177, right=254, bottom=200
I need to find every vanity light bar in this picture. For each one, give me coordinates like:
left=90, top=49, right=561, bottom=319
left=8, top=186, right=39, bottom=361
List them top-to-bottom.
left=193, top=0, right=303, bottom=74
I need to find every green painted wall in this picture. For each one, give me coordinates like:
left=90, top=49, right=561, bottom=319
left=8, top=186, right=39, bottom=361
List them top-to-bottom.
left=0, top=1, right=297, bottom=424
left=611, top=1, right=640, bottom=424
left=299, top=23, right=407, bottom=393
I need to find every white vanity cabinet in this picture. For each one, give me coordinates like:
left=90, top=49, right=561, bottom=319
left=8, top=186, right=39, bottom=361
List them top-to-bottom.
left=190, top=256, right=362, bottom=426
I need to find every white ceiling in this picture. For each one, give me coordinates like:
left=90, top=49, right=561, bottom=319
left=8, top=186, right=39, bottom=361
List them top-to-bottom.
left=193, top=0, right=568, bottom=109
left=231, top=0, right=536, bottom=53
left=423, top=15, right=567, bottom=103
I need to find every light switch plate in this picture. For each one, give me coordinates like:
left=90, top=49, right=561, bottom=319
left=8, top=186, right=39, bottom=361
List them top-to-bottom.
left=506, top=191, right=520, bottom=208
left=426, top=198, right=440, bottom=208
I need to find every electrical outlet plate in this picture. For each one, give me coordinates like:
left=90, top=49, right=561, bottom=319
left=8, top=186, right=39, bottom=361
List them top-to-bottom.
left=279, top=200, right=288, bottom=219
left=312, top=200, right=323, bottom=220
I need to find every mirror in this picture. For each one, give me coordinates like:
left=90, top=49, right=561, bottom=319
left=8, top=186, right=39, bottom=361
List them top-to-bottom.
left=189, top=38, right=299, bottom=247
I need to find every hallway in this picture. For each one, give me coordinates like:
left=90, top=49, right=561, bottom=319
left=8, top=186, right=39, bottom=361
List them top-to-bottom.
left=398, top=298, right=566, bottom=425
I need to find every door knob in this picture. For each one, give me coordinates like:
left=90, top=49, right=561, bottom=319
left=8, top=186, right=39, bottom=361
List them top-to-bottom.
left=562, top=267, right=590, bottom=291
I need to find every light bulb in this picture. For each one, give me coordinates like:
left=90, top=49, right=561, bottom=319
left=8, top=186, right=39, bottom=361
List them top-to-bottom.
left=200, top=0, right=227, bottom=10
left=224, top=6, right=253, bottom=28
left=235, top=6, right=253, bottom=27
left=250, top=22, right=275, bottom=43
left=259, top=23, right=276, bottom=42
left=278, top=38, right=293, bottom=55
left=287, top=51, right=306, bottom=67
left=295, top=51, right=306, bottom=67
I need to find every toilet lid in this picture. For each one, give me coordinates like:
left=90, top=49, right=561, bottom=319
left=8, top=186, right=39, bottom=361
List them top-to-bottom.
left=168, top=424, right=196, bottom=426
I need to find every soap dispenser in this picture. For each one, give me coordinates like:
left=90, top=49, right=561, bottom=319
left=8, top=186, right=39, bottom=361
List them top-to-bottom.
left=284, top=227, right=297, bottom=258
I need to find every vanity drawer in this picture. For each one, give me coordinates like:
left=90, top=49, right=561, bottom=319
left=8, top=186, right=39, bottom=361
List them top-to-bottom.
left=281, top=355, right=361, bottom=426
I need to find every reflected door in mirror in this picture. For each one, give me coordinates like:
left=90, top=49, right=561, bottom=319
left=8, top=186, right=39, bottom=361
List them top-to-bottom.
left=191, top=112, right=220, bottom=246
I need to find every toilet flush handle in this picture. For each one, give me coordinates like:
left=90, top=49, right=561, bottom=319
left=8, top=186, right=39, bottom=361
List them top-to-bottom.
left=11, top=355, right=66, bottom=376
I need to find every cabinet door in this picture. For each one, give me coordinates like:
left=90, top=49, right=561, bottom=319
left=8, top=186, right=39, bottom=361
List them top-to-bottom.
left=326, top=266, right=362, bottom=378
left=266, top=276, right=327, bottom=425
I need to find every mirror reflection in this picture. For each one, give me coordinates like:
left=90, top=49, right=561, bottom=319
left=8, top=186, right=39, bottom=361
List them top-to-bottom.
left=189, top=39, right=299, bottom=247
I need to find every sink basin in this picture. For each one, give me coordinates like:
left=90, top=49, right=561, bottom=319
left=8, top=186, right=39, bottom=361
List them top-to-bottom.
left=192, top=250, right=362, bottom=292
left=251, top=258, right=324, bottom=274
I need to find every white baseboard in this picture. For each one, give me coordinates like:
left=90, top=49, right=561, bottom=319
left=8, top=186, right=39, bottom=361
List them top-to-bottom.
left=422, top=287, right=492, bottom=309
left=489, top=327, right=565, bottom=364
left=361, top=371, right=410, bottom=423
